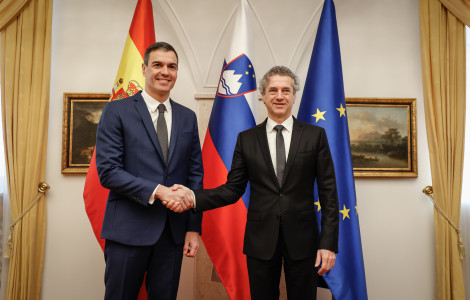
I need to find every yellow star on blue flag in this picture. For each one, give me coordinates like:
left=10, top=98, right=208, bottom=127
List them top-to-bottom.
left=312, top=108, right=326, bottom=122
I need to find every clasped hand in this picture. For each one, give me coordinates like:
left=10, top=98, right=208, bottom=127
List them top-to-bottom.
left=156, top=184, right=194, bottom=213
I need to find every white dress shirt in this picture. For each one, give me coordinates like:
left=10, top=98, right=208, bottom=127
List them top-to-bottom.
left=141, top=90, right=172, bottom=204
left=141, top=90, right=172, bottom=144
left=195, top=116, right=294, bottom=208
left=266, top=116, right=293, bottom=175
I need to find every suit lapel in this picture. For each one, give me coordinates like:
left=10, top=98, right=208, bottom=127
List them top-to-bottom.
left=133, top=93, right=166, bottom=163
left=284, top=118, right=303, bottom=183
left=256, top=120, right=280, bottom=188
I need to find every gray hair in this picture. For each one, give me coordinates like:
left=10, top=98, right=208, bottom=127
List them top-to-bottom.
left=258, top=66, right=300, bottom=95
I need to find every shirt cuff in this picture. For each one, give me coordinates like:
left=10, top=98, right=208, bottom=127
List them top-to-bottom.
left=149, top=184, right=160, bottom=205
left=192, top=190, right=196, bottom=208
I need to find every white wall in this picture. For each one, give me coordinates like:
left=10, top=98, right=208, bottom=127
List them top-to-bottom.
left=42, top=0, right=435, bottom=299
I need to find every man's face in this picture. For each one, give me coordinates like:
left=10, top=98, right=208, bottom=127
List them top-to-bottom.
left=142, top=49, right=178, bottom=101
left=262, top=75, right=295, bottom=123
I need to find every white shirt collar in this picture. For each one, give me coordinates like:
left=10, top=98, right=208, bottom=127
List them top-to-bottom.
left=141, top=90, right=171, bottom=113
left=266, top=115, right=294, bottom=133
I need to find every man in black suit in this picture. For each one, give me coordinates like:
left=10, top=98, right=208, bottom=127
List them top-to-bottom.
left=168, top=66, right=339, bottom=299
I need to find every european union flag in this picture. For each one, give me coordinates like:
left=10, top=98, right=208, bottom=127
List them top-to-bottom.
left=297, top=0, right=368, bottom=299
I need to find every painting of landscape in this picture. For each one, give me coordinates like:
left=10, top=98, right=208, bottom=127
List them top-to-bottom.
left=62, top=93, right=110, bottom=174
left=346, top=98, right=417, bottom=177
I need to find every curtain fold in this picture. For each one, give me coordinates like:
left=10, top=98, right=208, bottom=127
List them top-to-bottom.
left=0, top=0, right=52, bottom=299
left=0, top=0, right=30, bottom=30
left=419, top=0, right=466, bottom=299
left=440, top=0, right=470, bottom=26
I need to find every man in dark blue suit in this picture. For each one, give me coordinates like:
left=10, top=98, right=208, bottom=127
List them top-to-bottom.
left=95, top=42, right=203, bottom=300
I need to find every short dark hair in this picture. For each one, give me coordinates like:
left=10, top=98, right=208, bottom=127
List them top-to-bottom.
left=143, top=42, right=179, bottom=66
left=259, top=66, right=300, bottom=95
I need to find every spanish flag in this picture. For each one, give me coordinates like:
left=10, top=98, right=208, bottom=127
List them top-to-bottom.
left=83, top=0, right=155, bottom=298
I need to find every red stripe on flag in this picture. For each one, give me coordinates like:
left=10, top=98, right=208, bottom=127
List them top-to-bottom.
left=129, top=0, right=155, bottom=58
left=201, top=129, right=251, bottom=300
left=83, top=152, right=108, bottom=250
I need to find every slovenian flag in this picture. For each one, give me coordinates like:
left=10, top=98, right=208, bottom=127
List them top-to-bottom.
left=200, top=0, right=257, bottom=299
left=297, top=1, right=368, bottom=299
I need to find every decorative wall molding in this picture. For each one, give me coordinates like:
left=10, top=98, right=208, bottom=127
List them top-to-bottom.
left=155, top=0, right=323, bottom=94
left=288, top=2, right=323, bottom=72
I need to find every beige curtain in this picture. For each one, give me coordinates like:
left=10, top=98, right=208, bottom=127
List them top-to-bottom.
left=0, top=0, right=52, bottom=299
left=419, top=0, right=466, bottom=299
left=440, top=0, right=470, bottom=26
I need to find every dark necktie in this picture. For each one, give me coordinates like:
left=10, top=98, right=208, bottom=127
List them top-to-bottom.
left=157, top=104, right=168, bottom=163
left=274, top=125, right=286, bottom=186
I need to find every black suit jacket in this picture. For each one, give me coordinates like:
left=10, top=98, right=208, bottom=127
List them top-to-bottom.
left=195, top=117, right=339, bottom=260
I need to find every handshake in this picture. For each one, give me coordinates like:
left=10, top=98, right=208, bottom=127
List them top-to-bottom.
left=156, top=184, right=194, bottom=213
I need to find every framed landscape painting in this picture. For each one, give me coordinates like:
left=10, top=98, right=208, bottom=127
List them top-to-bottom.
left=62, top=93, right=110, bottom=174
left=346, top=98, right=417, bottom=178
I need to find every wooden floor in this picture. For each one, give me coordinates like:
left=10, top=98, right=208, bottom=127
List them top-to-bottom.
left=195, top=238, right=333, bottom=299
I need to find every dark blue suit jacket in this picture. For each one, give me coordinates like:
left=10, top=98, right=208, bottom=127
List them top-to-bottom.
left=96, top=92, right=203, bottom=246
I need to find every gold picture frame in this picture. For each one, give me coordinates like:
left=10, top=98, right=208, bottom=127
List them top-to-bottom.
left=61, top=93, right=110, bottom=174
left=346, top=98, right=417, bottom=178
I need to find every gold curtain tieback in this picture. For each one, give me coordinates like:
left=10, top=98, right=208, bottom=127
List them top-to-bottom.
left=3, top=182, right=50, bottom=259
left=422, top=186, right=465, bottom=261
